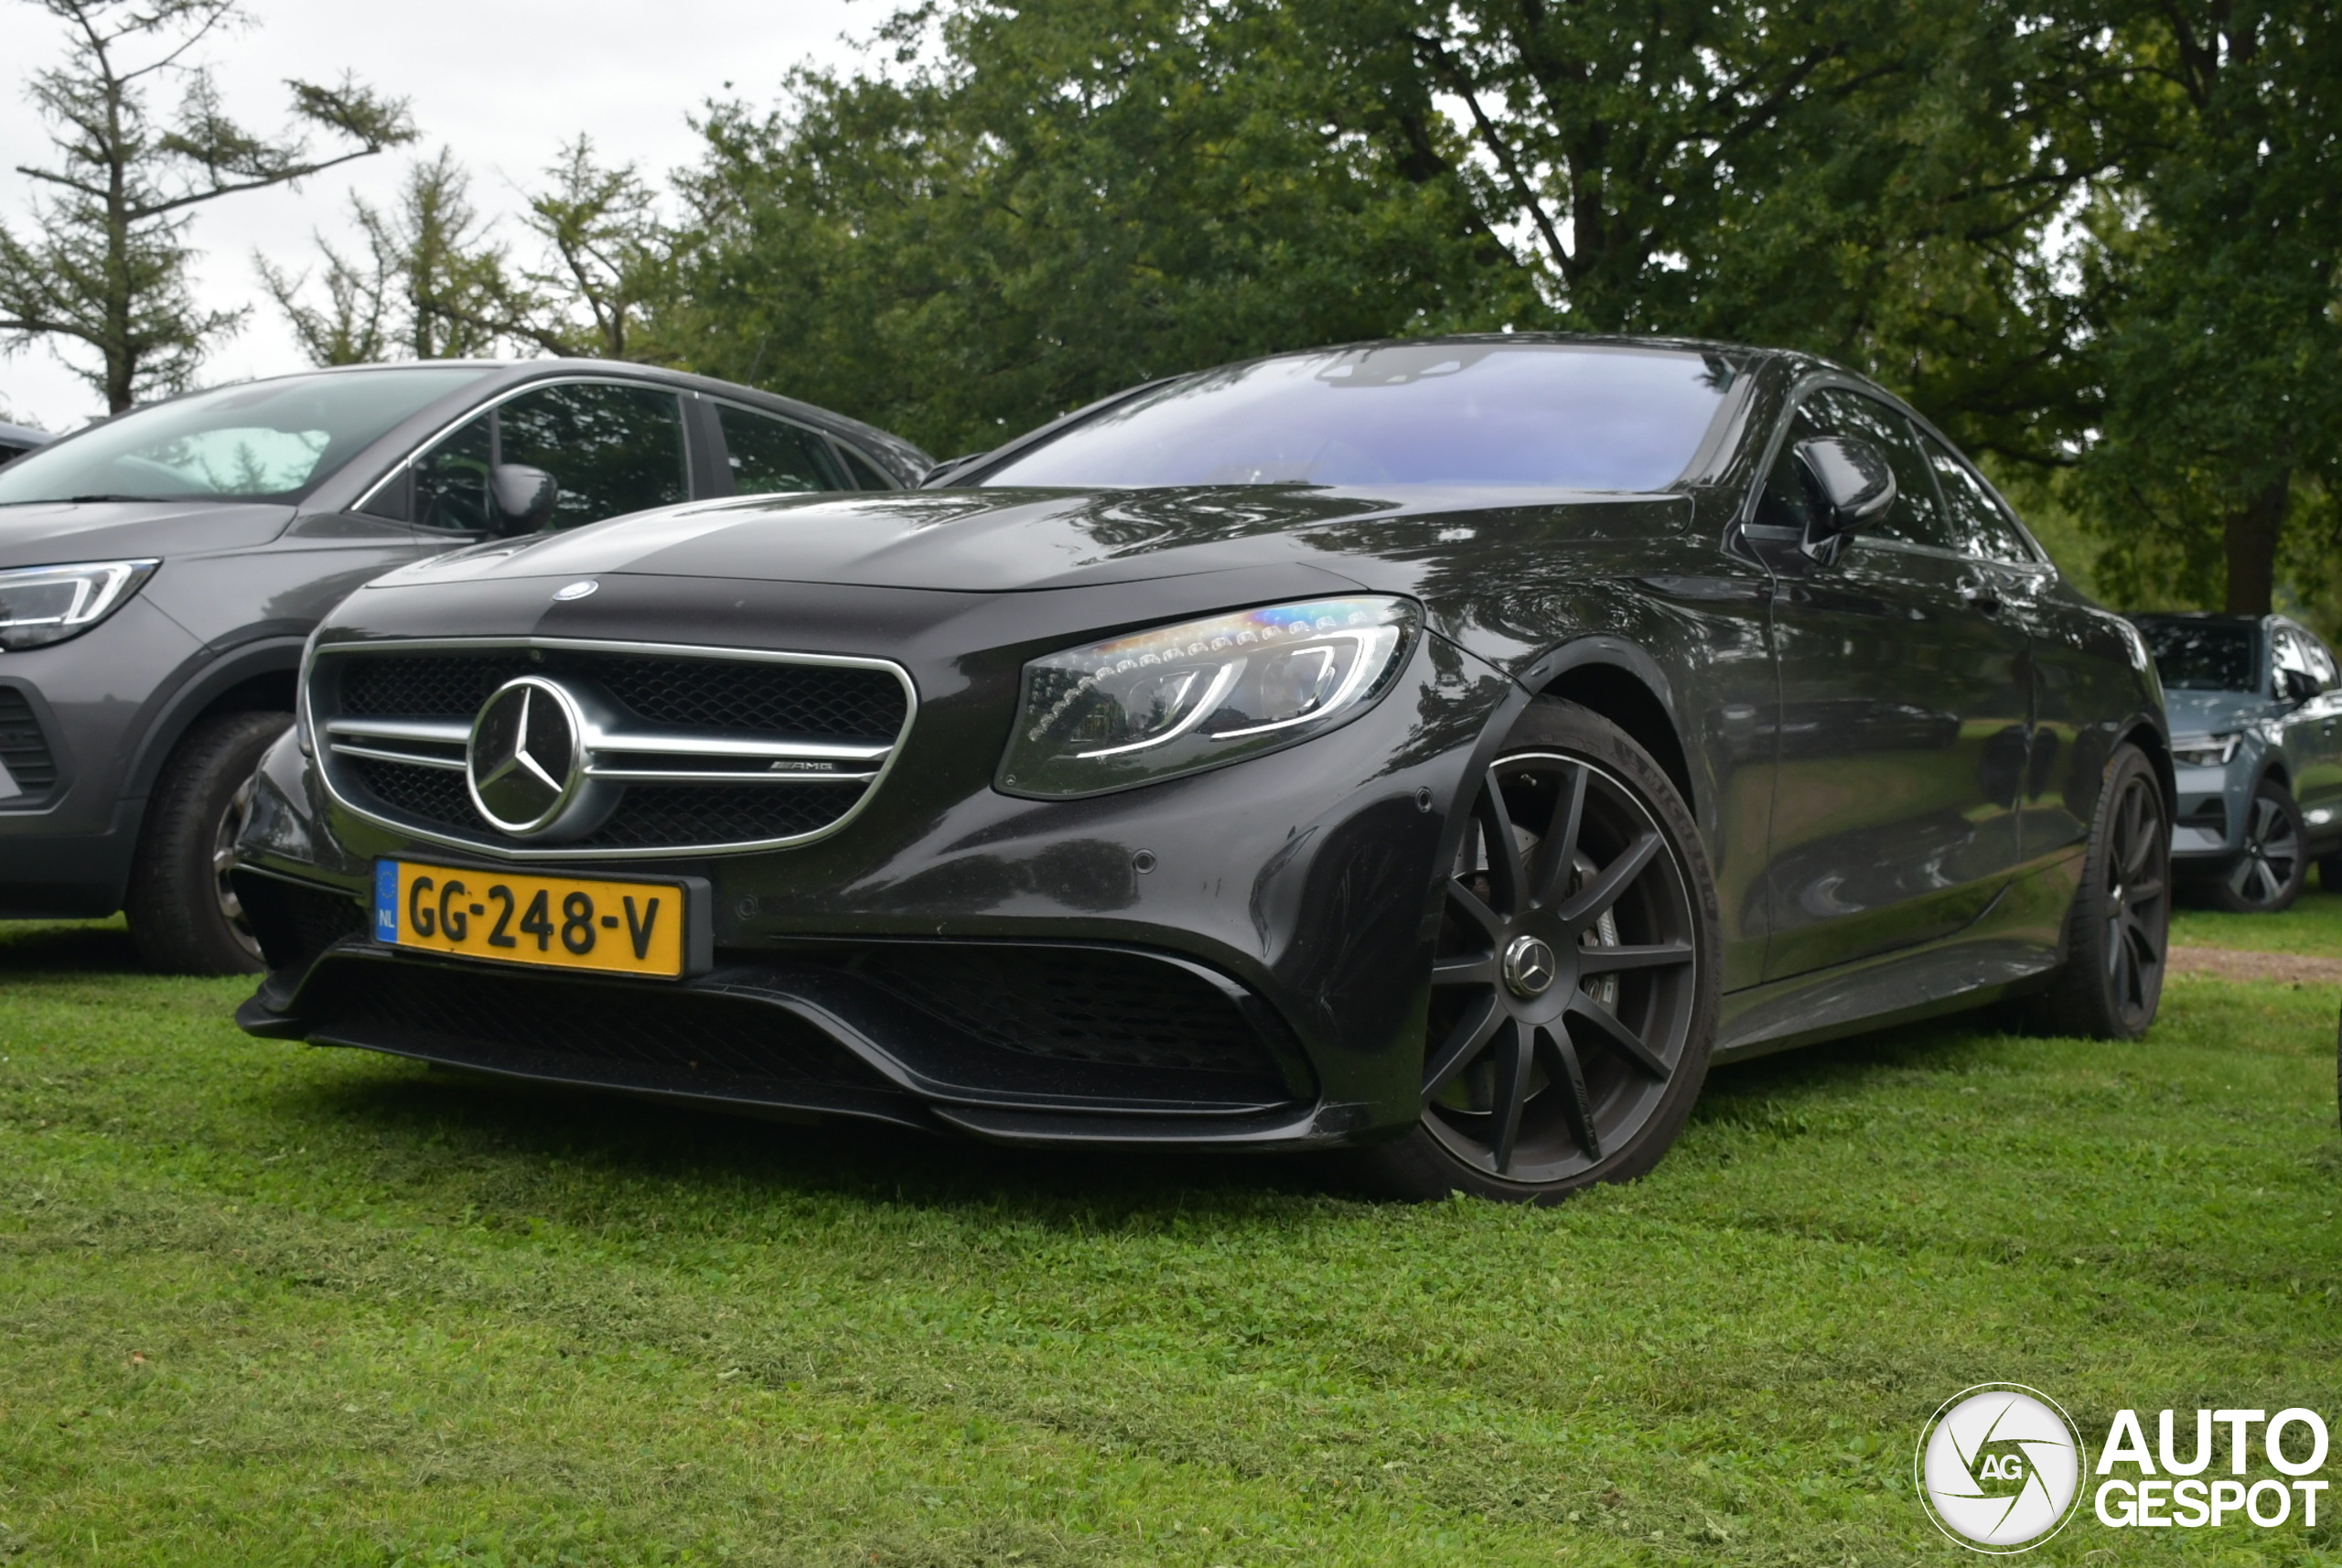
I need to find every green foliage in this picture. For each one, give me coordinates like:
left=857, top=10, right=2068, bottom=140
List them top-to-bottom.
left=0, top=0, right=414, bottom=410
left=655, top=0, right=1520, bottom=456
left=2063, top=0, right=2342, bottom=617
left=256, top=149, right=509, bottom=366
left=3, top=917, right=2339, bottom=1561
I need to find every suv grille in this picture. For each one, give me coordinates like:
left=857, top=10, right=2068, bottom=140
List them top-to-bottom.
left=311, top=640, right=913, bottom=858
left=0, top=687, right=57, bottom=805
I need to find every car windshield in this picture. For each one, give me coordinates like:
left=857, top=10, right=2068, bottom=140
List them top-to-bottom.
left=977, top=343, right=1739, bottom=491
left=0, top=366, right=492, bottom=506
left=2138, top=618, right=2260, bottom=692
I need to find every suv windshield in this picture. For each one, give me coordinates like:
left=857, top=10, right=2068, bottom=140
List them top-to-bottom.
left=977, top=343, right=1738, bottom=491
left=0, top=366, right=492, bottom=506
left=2136, top=618, right=2260, bottom=693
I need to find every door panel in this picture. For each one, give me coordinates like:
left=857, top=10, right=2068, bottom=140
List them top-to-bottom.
left=1756, top=391, right=2032, bottom=981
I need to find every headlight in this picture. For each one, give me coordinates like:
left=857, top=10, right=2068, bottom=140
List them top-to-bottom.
left=0, top=559, right=159, bottom=650
left=999, top=596, right=1420, bottom=798
left=2172, top=732, right=2240, bottom=768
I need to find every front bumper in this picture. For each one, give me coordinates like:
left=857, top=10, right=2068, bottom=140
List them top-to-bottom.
left=0, top=600, right=209, bottom=917
left=233, top=620, right=1517, bottom=1149
left=2169, top=760, right=2242, bottom=863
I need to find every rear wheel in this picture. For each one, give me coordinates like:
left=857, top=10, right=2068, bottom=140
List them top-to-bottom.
left=1352, top=700, right=1719, bottom=1203
left=124, top=710, right=290, bottom=975
left=2030, top=743, right=2169, bottom=1037
left=2204, top=779, right=2307, bottom=912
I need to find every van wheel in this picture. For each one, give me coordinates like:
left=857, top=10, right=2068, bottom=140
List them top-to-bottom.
left=125, top=711, right=291, bottom=975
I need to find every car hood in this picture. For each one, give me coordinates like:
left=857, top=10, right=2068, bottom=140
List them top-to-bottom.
left=368, top=484, right=1692, bottom=596
left=0, top=498, right=296, bottom=565
left=2164, top=687, right=2279, bottom=736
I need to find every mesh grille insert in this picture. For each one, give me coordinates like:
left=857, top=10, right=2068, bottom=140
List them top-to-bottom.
left=337, top=651, right=905, bottom=737
left=855, top=946, right=1281, bottom=1078
left=309, top=961, right=885, bottom=1093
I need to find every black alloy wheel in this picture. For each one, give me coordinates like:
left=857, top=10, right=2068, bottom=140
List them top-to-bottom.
left=1353, top=701, right=1719, bottom=1202
left=2030, top=742, right=2169, bottom=1037
left=2206, top=779, right=2306, bottom=913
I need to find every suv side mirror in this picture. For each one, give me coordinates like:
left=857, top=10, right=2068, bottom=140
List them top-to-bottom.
left=1792, top=436, right=1896, bottom=563
left=489, top=464, right=559, bottom=535
left=2280, top=667, right=2319, bottom=704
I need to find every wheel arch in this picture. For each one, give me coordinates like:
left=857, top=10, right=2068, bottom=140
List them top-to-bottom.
left=123, top=639, right=303, bottom=803
left=1519, top=639, right=1697, bottom=819
left=2119, top=719, right=2177, bottom=812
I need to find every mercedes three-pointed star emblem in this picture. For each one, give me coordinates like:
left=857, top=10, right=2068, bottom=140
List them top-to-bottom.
left=467, top=676, right=586, bottom=835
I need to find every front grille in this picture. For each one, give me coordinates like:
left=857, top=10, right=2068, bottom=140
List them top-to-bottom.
left=314, top=640, right=913, bottom=857
left=340, top=653, right=906, bottom=737
left=0, top=687, right=58, bottom=804
left=352, top=757, right=865, bottom=851
left=854, top=945, right=1285, bottom=1079
left=303, top=959, right=888, bottom=1097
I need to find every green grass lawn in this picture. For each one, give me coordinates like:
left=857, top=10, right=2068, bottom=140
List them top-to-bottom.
left=2173, top=886, right=2342, bottom=957
left=3, top=917, right=2338, bottom=1565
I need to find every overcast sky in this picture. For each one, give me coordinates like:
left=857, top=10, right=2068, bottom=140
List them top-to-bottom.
left=1, top=0, right=876, bottom=431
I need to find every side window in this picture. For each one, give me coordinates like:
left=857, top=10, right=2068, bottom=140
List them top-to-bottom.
left=499, top=381, right=687, bottom=530
left=1802, top=389, right=1952, bottom=551
left=715, top=404, right=843, bottom=495
left=1750, top=408, right=1822, bottom=535
left=414, top=414, right=492, bottom=533
left=1920, top=435, right=2037, bottom=565
left=834, top=444, right=896, bottom=490
left=2273, top=628, right=2323, bottom=694
left=2308, top=636, right=2340, bottom=689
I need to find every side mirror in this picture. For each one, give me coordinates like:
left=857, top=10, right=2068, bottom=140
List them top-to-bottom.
left=1792, top=436, right=1896, bottom=563
left=489, top=464, right=559, bottom=535
left=2281, top=668, right=2319, bottom=704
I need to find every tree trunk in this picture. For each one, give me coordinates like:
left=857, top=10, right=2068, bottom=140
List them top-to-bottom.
left=2222, top=475, right=2288, bottom=615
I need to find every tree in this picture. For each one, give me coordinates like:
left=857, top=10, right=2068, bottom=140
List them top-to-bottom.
left=0, top=0, right=414, bottom=410
left=652, top=0, right=2123, bottom=465
left=654, top=0, right=1512, bottom=455
left=2065, top=0, right=2342, bottom=617
left=501, top=137, right=669, bottom=360
left=256, top=148, right=508, bottom=365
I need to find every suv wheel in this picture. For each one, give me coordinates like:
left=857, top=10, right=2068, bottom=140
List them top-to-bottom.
left=1349, top=699, right=1720, bottom=1203
left=124, top=710, right=292, bottom=975
left=2205, top=778, right=2306, bottom=913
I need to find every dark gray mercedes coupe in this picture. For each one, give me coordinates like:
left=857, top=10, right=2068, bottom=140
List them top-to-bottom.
left=230, top=337, right=2172, bottom=1200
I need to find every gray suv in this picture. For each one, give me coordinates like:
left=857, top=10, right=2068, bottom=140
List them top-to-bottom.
left=0, top=360, right=927, bottom=970
left=2132, top=612, right=2342, bottom=910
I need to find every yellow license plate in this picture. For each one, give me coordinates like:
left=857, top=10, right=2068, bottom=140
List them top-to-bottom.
left=372, top=859, right=693, bottom=978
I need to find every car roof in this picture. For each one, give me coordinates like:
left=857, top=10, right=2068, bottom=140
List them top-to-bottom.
left=145, top=359, right=932, bottom=477
left=0, top=420, right=51, bottom=448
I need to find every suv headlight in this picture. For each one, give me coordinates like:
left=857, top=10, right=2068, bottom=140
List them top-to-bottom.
left=0, top=559, right=159, bottom=650
left=999, top=596, right=1421, bottom=798
left=2172, top=732, right=2240, bottom=768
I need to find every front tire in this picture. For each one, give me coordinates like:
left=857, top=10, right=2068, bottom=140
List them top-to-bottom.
left=1352, top=699, right=1721, bottom=1203
left=124, top=710, right=291, bottom=975
left=2030, top=742, right=2169, bottom=1037
left=2203, top=778, right=2306, bottom=913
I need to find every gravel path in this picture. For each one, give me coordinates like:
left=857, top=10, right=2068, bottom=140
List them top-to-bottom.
left=2167, top=945, right=2342, bottom=984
